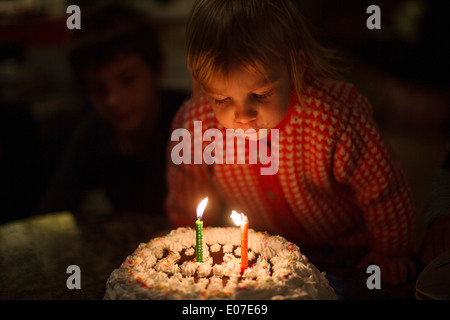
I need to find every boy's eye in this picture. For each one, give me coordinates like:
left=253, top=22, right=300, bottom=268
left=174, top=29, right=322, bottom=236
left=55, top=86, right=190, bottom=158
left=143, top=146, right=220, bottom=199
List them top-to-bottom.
left=120, top=75, right=136, bottom=86
left=87, top=83, right=106, bottom=96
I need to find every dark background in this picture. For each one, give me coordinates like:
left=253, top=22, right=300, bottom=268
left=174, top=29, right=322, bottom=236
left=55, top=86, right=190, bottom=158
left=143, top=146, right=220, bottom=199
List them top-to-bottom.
left=0, top=0, right=448, bottom=248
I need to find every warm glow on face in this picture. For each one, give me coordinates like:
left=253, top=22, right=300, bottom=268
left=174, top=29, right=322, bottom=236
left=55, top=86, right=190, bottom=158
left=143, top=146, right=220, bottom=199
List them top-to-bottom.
left=203, top=61, right=291, bottom=134
left=196, top=197, right=208, bottom=220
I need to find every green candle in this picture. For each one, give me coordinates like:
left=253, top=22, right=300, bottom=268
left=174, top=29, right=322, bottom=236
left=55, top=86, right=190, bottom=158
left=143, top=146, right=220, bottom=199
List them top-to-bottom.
left=195, top=197, right=208, bottom=263
left=196, top=219, right=203, bottom=262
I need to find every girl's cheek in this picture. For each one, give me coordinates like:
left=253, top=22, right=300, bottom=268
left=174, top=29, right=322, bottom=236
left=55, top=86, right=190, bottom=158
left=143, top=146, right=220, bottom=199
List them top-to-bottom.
left=212, top=106, right=228, bottom=121
left=216, top=112, right=232, bottom=127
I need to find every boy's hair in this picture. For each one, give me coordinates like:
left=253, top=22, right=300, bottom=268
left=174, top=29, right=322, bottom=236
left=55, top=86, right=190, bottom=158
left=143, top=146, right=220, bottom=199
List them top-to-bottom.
left=186, top=0, right=340, bottom=101
left=68, top=3, right=163, bottom=83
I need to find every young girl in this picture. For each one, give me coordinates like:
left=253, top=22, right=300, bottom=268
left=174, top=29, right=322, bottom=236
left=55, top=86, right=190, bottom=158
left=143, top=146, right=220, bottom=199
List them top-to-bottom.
left=166, top=0, right=416, bottom=285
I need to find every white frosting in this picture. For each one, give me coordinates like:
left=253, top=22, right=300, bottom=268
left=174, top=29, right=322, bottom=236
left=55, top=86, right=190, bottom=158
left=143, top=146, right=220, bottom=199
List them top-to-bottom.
left=105, top=227, right=337, bottom=300
left=210, top=243, right=221, bottom=253
left=222, top=243, right=233, bottom=253
left=185, top=247, right=195, bottom=256
left=248, top=250, right=256, bottom=261
left=197, top=256, right=213, bottom=277
left=180, top=261, right=197, bottom=276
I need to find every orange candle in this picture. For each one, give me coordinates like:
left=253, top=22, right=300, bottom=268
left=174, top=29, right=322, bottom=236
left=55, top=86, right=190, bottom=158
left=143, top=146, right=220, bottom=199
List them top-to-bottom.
left=231, top=210, right=248, bottom=273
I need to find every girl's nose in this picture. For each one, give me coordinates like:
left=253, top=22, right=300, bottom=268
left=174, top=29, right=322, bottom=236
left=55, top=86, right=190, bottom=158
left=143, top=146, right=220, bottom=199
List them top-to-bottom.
left=234, top=105, right=257, bottom=124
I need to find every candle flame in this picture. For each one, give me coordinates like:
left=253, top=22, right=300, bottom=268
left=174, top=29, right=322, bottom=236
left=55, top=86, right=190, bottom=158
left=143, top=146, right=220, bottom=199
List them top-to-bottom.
left=196, top=197, right=208, bottom=220
left=231, top=210, right=247, bottom=226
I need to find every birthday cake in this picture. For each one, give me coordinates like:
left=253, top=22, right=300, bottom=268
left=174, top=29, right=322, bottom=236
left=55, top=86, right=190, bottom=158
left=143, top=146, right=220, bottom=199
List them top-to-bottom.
left=104, top=227, right=337, bottom=300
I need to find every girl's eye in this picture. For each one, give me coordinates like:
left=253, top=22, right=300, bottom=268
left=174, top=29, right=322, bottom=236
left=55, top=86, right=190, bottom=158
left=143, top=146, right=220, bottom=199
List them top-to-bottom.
left=252, top=91, right=272, bottom=101
left=213, top=97, right=230, bottom=105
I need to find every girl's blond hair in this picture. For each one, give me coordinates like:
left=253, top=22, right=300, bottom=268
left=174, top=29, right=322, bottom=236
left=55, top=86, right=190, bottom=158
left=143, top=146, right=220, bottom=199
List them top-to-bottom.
left=186, top=0, right=341, bottom=102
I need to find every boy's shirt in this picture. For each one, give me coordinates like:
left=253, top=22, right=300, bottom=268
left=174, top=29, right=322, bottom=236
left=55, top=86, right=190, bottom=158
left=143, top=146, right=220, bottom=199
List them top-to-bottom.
left=166, top=78, right=414, bottom=256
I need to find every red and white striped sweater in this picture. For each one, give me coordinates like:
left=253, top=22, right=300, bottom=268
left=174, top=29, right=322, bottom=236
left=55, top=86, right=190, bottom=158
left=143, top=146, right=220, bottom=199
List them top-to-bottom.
left=165, top=78, right=414, bottom=256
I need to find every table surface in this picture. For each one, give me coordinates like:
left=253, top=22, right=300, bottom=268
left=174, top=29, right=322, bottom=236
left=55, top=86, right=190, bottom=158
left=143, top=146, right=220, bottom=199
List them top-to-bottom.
left=0, top=211, right=419, bottom=300
left=0, top=211, right=171, bottom=299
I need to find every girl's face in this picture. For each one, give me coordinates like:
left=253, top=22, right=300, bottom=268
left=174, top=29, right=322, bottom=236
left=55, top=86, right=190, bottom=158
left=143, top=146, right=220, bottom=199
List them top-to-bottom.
left=83, top=53, right=160, bottom=135
left=202, top=61, right=292, bottom=139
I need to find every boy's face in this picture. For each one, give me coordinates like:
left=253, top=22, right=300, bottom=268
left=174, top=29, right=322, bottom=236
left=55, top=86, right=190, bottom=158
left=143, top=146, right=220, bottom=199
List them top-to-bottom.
left=83, top=53, right=160, bottom=135
left=202, top=61, right=291, bottom=140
